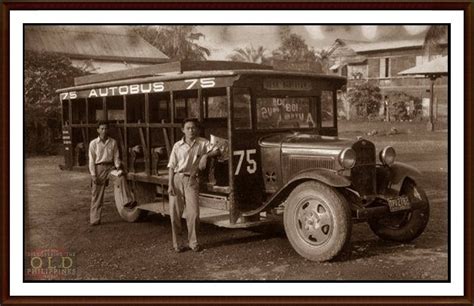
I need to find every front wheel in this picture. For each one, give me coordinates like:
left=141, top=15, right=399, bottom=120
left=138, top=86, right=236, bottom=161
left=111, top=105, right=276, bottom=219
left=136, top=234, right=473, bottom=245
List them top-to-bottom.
left=369, top=178, right=430, bottom=242
left=284, top=181, right=351, bottom=262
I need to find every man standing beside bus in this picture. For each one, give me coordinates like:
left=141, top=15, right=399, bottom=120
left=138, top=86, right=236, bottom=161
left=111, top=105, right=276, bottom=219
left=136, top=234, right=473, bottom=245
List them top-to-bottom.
left=167, top=118, right=219, bottom=253
left=89, top=120, right=136, bottom=226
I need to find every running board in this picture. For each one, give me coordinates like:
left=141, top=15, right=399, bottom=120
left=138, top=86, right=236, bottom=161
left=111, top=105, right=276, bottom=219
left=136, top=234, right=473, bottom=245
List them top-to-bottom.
left=136, top=201, right=278, bottom=229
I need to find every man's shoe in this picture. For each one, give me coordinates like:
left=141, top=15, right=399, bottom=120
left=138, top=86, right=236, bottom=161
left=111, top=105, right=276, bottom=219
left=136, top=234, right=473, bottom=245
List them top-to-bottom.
left=124, top=201, right=137, bottom=209
left=90, top=221, right=100, bottom=226
left=174, top=246, right=186, bottom=253
left=191, top=246, right=202, bottom=252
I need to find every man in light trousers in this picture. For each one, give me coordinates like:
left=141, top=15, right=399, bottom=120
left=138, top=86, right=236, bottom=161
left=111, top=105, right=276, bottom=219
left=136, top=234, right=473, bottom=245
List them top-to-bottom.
left=167, top=118, right=219, bottom=253
left=89, top=121, right=136, bottom=225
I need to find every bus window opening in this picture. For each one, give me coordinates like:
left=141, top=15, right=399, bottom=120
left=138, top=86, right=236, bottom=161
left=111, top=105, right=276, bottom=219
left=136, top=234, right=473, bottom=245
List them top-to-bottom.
left=256, top=97, right=315, bottom=129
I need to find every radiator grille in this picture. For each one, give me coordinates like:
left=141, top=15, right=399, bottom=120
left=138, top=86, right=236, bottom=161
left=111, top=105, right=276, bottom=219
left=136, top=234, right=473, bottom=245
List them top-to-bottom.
left=351, top=140, right=376, bottom=196
left=286, top=156, right=335, bottom=179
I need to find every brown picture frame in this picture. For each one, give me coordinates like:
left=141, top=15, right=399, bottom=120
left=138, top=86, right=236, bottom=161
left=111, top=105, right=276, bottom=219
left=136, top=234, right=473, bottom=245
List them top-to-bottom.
left=1, top=1, right=472, bottom=304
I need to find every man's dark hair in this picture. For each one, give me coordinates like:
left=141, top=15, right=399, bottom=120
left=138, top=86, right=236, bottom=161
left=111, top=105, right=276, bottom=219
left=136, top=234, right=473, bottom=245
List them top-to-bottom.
left=182, top=118, right=200, bottom=128
left=97, top=120, right=109, bottom=128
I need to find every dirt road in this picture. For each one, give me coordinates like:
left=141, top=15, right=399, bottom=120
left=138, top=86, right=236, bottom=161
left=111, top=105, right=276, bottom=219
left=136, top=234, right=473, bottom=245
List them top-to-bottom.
left=24, top=142, right=448, bottom=281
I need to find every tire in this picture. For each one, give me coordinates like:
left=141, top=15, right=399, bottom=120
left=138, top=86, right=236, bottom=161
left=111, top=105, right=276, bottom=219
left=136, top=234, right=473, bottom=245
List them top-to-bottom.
left=369, top=178, right=430, bottom=242
left=114, top=180, right=150, bottom=223
left=284, top=181, right=352, bottom=262
left=115, top=200, right=147, bottom=222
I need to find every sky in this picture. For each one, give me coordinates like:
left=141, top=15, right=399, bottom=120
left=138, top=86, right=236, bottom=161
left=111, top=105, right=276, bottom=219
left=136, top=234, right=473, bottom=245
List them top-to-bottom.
left=58, top=25, right=431, bottom=61
left=195, top=25, right=430, bottom=60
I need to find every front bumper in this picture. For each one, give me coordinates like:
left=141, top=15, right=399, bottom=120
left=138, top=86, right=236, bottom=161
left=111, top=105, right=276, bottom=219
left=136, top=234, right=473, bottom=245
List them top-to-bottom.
left=354, top=198, right=426, bottom=220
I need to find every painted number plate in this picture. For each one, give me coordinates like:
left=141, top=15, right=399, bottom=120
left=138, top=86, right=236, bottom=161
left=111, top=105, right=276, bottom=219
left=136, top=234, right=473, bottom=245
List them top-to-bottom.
left=387, top=195, right=411, bottom=212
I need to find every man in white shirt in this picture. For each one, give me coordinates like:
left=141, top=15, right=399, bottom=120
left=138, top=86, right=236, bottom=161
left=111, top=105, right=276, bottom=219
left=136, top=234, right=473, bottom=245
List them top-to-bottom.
left=167, top=118, right=219, bottom=252
left=89, top=121, right=135, bottom=225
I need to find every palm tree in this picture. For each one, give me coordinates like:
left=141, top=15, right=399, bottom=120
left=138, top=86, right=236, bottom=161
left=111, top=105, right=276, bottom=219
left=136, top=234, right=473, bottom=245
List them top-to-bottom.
left=423, top=25, right=448, bottom=56
left=133, top=26, right=210, bottom=61
left=227, top=46, right=268, bottom=64
left=314, top=48, right=335, bottom=73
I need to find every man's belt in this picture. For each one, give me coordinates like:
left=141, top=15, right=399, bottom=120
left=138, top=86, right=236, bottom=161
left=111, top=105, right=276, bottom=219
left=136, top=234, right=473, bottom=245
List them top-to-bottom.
left=96, top=162, right=113, bottom=166
left=176, top=172, right=194, bottom=177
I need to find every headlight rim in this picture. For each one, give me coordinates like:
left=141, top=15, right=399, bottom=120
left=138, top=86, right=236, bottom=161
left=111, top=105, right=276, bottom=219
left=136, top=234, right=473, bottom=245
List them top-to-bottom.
left=379, top=146, right=396, bottom=166
left=339, top=147, right=356, bottom=169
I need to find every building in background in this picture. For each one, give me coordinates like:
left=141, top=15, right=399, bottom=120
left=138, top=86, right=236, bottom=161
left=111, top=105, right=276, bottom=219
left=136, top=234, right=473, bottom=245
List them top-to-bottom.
left=25, top=26, right=169, bottom=73
left=330, top=38, right=448, bottom=119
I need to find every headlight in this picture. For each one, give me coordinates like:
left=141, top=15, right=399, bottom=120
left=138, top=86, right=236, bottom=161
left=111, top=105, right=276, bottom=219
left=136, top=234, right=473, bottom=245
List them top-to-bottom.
left=379, top=146, right=396, bottom=166
left=339, top=148, right=356, bottom=169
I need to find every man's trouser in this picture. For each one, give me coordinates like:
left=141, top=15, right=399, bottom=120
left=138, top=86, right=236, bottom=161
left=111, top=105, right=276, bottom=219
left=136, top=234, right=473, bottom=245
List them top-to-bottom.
left=90, top=163, right=134, bottom=224
left=169, top=173, right=200, bottom=249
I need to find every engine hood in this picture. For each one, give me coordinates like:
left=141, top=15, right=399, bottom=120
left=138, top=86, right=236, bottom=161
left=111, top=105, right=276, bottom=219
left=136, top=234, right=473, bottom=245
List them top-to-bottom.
left=259, top=132, right=356, bottom=156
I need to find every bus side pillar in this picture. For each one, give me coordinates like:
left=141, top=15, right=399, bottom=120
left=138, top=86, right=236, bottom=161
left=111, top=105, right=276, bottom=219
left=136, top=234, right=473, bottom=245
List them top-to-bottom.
left=62, top=126, right=74, bottom=170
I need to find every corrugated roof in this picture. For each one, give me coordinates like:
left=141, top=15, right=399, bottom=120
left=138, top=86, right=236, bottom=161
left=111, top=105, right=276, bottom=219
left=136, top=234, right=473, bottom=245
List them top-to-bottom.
left=25, top=26, right=169, bottom=63
left=337, top=38, right=446, bottom=53
left=344, top=38, right=425, bottom=53
left=398, top=56, right=448, bottom=75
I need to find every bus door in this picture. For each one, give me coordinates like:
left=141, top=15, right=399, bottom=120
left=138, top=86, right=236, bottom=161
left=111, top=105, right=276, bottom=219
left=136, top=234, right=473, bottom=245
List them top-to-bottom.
left=229, top=88, right=264, bottom=217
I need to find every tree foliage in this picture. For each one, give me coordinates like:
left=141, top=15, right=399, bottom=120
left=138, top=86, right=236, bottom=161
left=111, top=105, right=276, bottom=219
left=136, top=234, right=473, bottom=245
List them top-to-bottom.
left=423, top=25, right=448, bottom=56
left=133, top=26, right=211, bottom=61
left=272, top=30, right=317, bottom=62
left=227, top=45, right=269, bottom=64
left=24, top=51, right=87, bottom=154
left=347, top=82, right=382, bottom=118
left=385, top=91, right=422, bottom=121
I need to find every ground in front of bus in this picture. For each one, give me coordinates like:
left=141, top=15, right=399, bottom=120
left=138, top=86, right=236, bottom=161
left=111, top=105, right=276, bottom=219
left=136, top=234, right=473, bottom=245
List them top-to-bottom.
left=24, top=121, right=449, bottom=281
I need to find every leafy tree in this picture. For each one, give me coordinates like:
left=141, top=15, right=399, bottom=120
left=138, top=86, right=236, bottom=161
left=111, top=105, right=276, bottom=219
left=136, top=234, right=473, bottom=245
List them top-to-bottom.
left=423, top=25, right=447, bottom=56
left=133, top=26, right=210, bottom=61
left=272, top=31, right=317, bottom=62
left=227, top=45, right=268, bottom=64
left=24, top=51, right=87, bottom=154
left=347, top=82, right=382, bottom=118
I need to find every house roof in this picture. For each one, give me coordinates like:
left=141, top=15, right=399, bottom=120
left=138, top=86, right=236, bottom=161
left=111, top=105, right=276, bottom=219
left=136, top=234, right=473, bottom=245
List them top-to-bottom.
left=25, top=26, right=169, bottom=63
left=336, top=38, right=447, bottom=53
left=398, top=56, right=448, bottom=76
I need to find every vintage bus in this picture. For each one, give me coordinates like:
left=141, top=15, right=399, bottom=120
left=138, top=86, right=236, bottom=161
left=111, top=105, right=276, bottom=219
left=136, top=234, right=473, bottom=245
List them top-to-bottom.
left=58, top=61, right=429, bottom=261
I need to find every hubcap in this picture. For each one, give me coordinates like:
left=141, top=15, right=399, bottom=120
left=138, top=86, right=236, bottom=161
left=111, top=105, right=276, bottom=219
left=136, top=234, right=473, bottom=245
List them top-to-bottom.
left=295, top=198, right=333, bottom=246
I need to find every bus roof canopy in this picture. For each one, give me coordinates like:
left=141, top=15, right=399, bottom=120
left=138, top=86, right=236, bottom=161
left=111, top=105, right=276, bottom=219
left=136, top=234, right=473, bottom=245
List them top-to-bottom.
left=57, top=61, right=346, bottom=94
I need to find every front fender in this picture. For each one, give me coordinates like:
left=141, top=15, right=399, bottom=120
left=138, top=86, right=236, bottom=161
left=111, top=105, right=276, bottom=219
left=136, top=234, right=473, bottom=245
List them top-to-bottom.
left=389, top=162, right=421, bottom=184
left=242, top=168, right=350, bottom=217
left=289, top=168, right=351, bottom=188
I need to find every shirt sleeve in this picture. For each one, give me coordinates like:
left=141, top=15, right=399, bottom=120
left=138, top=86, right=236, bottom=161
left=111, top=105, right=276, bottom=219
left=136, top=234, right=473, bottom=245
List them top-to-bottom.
left=205, top=139, right=219, bottom=154
left=113, top=140, right=121, bottom=169
left=88, top=141, right=96, bottom=176
left=167, top=145, right=178, bottom=169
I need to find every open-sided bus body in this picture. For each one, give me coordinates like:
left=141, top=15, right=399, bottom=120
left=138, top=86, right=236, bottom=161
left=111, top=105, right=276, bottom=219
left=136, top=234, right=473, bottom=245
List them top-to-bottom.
left=58, top=61, right=430, bottom=261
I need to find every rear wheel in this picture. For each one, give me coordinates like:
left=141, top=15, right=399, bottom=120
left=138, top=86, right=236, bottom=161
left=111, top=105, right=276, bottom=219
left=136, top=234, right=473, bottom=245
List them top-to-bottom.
left=369, top=178, right=430, bottom=242
left=115, top=180, right=151, bottom=222
left=284, top=181, right=351, bottom=262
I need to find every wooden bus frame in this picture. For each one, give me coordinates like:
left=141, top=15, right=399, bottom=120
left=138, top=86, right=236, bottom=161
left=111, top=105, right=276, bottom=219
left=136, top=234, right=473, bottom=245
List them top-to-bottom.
left=58, top=61, right=346, bottom=228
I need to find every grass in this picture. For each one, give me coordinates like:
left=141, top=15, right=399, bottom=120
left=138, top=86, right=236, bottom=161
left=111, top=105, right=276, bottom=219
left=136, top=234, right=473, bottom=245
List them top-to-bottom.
left=338, top=120, right=448, bottom=156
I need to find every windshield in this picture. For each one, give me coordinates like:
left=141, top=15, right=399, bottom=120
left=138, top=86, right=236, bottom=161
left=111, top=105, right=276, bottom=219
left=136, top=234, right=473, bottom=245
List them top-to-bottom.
left=256, top=96, right=316, bottom=129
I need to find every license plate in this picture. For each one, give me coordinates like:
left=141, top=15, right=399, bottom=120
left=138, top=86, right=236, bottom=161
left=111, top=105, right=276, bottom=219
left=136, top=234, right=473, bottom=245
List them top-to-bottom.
left=387, top=195, right=411, bottom=212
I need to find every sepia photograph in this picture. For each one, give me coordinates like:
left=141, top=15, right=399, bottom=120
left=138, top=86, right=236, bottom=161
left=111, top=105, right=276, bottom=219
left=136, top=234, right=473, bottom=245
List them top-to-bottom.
left=3, top=5, right=470, bottom=303
left=23, top=24, right=449, bottom=281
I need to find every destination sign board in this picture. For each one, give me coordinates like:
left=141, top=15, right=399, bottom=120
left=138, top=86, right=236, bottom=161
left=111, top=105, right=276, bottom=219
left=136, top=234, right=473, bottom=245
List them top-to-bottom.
left=263, top=79, right=313, bottom=91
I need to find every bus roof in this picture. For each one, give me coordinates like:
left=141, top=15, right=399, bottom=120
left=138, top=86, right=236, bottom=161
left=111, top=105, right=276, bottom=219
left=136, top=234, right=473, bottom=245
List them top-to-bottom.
left=57, top=61, right=346, bottom=93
